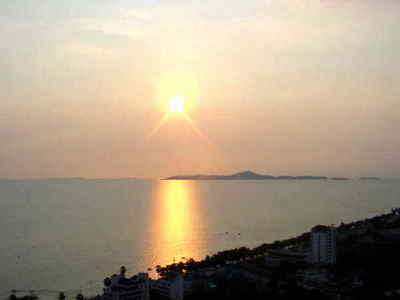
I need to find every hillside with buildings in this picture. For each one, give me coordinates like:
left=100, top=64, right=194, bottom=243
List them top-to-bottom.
left=48, top=208, right=400, bottom=300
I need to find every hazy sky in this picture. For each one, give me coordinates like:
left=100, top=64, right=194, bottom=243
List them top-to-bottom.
left=1, top=0, right=399, bottom=178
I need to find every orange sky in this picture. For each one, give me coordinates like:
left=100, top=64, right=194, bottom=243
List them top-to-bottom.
left=0, top=0, right=399, bottom=178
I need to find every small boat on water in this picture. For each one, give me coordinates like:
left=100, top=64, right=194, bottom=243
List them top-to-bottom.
left=9, top=294, right=38, bottom=300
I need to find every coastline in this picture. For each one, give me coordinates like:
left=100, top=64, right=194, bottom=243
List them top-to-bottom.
left=7, top=208, right=400, bottom=300
left=154, top=208, right=400, bottom=277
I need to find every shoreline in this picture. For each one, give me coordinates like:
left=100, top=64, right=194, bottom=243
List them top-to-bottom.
left=7, top=208, right=400, bottom=300
left=154, top=209, right=400, bottom=278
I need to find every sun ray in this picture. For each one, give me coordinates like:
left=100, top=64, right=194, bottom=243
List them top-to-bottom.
left=146, top=113, right=171, bottom=140
left=181, top=113, right=211, bottom=144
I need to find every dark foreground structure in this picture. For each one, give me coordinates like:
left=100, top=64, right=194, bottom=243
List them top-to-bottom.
left=12, top=208, right=400, bottom=300
left=153, top=208, right=400, bottom=300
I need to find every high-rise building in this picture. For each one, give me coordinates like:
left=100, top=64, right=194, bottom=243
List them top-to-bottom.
left=311, top=225, right=336, bottom=265
left=103, top=267, right=150, bottom=300
left=150, top=273, right=183, bottom=300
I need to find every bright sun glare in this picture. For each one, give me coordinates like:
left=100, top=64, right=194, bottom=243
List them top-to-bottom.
left=169, top=96, right=185, bottom=113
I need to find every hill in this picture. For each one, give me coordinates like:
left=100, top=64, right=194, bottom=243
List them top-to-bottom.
left=163, top=171, right=328, bottom=180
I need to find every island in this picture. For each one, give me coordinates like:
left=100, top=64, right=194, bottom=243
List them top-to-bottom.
left=163, top=170, right=329, bottom=180
left=329, top=177, right=350, bottom=181
left=359, top=177, right=381, bottom=180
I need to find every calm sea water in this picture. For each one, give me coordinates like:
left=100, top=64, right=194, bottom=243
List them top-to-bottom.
left=1, top=179, right=399, bottom=298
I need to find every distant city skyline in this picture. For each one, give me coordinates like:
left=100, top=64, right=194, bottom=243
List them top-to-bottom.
left=1, top=0, right=399, bottom=178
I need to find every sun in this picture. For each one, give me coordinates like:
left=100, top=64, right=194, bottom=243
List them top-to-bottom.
left=169, top=96, right=185, bottom=113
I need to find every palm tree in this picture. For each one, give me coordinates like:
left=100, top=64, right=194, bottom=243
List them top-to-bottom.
left=120, top=266, right=126, bottom=277
left=104, top=277, right=112, bottom=287
left=58, top=292, right=66, bottom=300
left=76, top=293, right=84, bottom=300
left=9, top=294, right=17, bottom=300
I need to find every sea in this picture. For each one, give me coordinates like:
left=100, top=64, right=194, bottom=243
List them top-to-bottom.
left=1, top=179, right=399, bottom=299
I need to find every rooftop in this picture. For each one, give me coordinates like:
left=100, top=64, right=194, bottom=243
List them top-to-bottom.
left=312, top=225, right=334, bottom=232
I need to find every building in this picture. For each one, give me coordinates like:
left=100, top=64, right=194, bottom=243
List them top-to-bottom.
left=311, top=225, right=336, bottom=265
left=264, top=249, right=306, bottom=267
left=103, top=267, right=150, bottom=300
left=296, top=267, right=329, bottom=289
left=150, top=274, right=183, bottom=300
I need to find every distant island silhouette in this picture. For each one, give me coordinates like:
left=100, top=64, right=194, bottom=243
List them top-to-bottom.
left=163, top=170, right=342, bottom=180
left=0, top=177, right=140, bottom=182
left=359, top=177, right=380, bottom=180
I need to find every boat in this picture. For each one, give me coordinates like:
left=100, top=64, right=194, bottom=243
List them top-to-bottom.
left=9, top=294, right=38, bottom=300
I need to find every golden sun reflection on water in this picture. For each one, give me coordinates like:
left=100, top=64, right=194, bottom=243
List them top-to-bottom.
left=150, top=180, right=203, bottom=268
